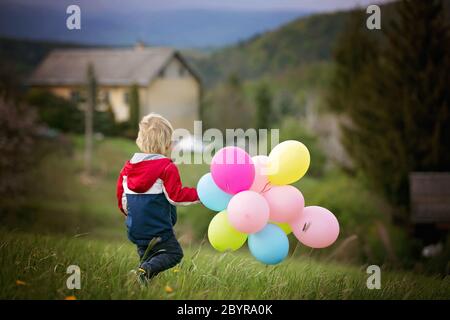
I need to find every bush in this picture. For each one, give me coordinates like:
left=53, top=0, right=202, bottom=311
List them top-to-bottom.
left=204, top=74, right=253, bottom=131
left=26, top=89, right=83, bottom=133
left=26, top=89, right=122, bottom=137
left=0, top=98, right=39, bottom=195
left=295, top=170, right=414, bottom=268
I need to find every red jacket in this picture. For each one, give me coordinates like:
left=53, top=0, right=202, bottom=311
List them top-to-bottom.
left=116, top=154, right=199, bottom=244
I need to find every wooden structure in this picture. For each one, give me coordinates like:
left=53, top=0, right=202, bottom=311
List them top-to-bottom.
left=409, top=172, right=450, bottom=227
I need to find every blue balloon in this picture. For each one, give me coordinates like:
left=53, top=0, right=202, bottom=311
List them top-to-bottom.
left=197, top=173, right=233, bottom=211
left=248, top=224, right=289, bottom=265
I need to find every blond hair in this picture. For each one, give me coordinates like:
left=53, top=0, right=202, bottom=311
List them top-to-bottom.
left=136, top=113, right=173, bottom=156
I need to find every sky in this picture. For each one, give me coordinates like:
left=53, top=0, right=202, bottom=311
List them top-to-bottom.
left=0, top=0, right=393, bottom=47
left=4, top=0, right=393, bottom=13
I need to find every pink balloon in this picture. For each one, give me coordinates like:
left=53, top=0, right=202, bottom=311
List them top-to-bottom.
left=211, top=147, right=255, bottom=194
left=250, top=155, right=271, bottom=193
left=263, top=185, right=304, bottom=223
left=227, top=191, right=270, bottom=234
left=290, top=206, right=339, bottom=248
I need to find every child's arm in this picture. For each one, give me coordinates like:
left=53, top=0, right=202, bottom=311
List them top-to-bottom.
left=161, top=162, right=199, bottom=206
left=116, top=166, right=127, bottom=216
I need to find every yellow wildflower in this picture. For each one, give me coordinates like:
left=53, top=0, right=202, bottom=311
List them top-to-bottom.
left=16, top=280, right=27, bottom=286
left=164, top=285, right=174, bottom=293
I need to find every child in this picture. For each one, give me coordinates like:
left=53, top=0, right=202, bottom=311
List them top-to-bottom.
left=116, top=113, right=199, bottom=282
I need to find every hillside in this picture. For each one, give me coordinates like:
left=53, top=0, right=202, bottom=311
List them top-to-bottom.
left=188, top=0, right=450, bottom=87
left=187, top=3, right=402, bottom=87
left=188, top=11, right=347, bottom=87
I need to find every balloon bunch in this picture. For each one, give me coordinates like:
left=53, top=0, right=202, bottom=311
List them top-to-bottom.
left=197, top=140, right=340, bottom=265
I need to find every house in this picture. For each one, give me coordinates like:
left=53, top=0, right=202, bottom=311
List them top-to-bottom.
left=28, top=43, right=201, bottom=130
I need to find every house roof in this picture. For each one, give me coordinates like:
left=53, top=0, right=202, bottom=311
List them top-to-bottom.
left=28, top=46, right=200, bottom=87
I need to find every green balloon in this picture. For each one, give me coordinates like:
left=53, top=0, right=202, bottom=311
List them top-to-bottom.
left=208, top=211, right=248, bottom=252
left=273, top=222, right=292, bottom=235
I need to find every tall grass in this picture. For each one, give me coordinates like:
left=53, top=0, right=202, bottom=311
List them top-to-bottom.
left=1, top=231, right=449, bottom=300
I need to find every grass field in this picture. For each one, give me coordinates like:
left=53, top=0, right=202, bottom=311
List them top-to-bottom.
left=0, top=136, right=449, bottom=299
left=1, top=231, right=449, bottom=300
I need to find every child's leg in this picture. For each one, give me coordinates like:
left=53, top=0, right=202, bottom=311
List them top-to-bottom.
left=140, top=235, right=183, bottom=279
left=137, top=237, right=161, bottom=263
left=137, top=246, right=146, bottom=260
left=142, top=250, right=183, bottom=279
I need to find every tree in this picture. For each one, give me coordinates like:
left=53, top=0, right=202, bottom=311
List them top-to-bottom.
left=330, top=0, right=450, bottom=224
left=328, top=10, right=380, bottom=114
left=84, top=63, right=96, bottom=176
left=209, top=73, right=252, bottom=131
left=255, top=82, right=272, bottom=130
left=129, top=84, right=140, bottom=130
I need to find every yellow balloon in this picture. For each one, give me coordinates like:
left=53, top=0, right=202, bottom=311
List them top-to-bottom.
left=268, top=140, right=310, bottom=185
left=208, top=211, right=247, bottom=252
left=272, top=222, right=292, bottom=235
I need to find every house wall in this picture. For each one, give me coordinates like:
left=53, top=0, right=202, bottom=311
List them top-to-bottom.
left=142, top=58, right=200, bottom=131
left=47, top=87, right=72, bottom=100
left=106, top=87, right=131, bottom=122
